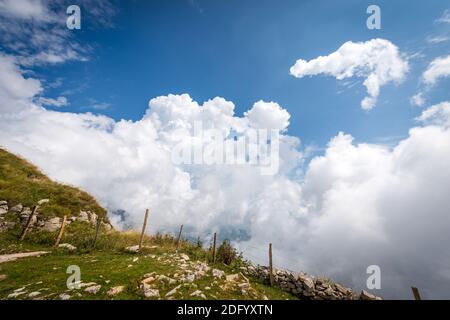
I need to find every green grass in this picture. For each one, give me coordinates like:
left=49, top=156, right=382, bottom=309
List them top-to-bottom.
left=0, top=148, right=106, bottom=220
left=0, top=233, right=296, bottom=300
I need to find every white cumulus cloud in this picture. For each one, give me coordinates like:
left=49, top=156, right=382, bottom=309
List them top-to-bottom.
left=0, top=0, right=50, bottom=21
left=290, top=39, right=409, bottom=110
left=0, top=54, right=42, bottom=112
left=423, top=55, right=450, bottom=86
left=244, top=100, right=290, bottom=131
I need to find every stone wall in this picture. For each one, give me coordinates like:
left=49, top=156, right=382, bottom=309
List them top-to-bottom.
left=0, top=200, right=113, bottom=233
left=241, top=264, right=382, bottom=300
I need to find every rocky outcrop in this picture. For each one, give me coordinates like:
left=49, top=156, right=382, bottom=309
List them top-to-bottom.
left=37, top=199, right=49, bottom=205
left=0, top=200, right=113, bottom=233
left=0, top=201, right=8, bottom=215
left=0, top=201, right=13, bottom=232
left=10, top=204, right=23, bottom=213
left=20, top=207, right=35, bottom=226
left=78, top=211, right=90, bottom=222
left=41, top=217, right=62, bottom=232
left=101, top=221, right=112, bottom=231
left=58, top=243, right=77, bottom=251
left=124, top=245, right=140, bottom=253
left=241, top=265, right=382, bottom=300
left=84, top=285, right=102, bottom=294
left=107, top=286, right=125, bottom=297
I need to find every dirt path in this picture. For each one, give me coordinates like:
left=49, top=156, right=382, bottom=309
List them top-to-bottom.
left=0, top=251, right=49, bottom=264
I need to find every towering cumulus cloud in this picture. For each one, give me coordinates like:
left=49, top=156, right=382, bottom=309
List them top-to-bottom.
left=290, top=39, right=409, bottom=110
left=1, top=51, right=450, bottom=299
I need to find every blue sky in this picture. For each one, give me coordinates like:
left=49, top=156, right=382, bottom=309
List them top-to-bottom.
left=36, top=0, right=450, bottom=149
left=2, top=1, right=450, bottom=298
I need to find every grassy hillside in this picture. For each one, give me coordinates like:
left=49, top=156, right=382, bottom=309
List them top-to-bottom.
left=0, top=148, right=106, bottom=220
left=0, top=148, right=295, bottom=300
left=0, top=231, right=295, bottom=300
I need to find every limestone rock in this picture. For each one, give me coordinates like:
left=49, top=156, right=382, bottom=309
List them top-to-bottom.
left=37, top=199, right=50, bottom=205
left=0, top=201, right=8, bottom=215
left=10, top=204, right=23, bottom=213
left=20, top=207, right=36, bottom=226
left=78, top=211, right=89, bottom=222
left=89, top=212, right=98, bottom=225
left=42, top=217, right=61, bottom=232
left=0, top=221, right=16, bottom=232
left=101, top=221, right=113, bottom=231
left=58, top=243, right=77, bottom=251
left=124, top=245, right=140, bottom=253
left=180, top=253, right=190, bottom=261
left=212, top=269, right=225, bottom=278
left=143, top=272, right=156, bottom=278
left=185, top=273, right=195, bottom=283
left=156, top=274, right=175, bottom=284
left=226, top=274, right=240, bottom=282
left=300, top=275, right=315, bottom=291
left=142, top=276, right=155, bottom=285
left=79, top=282, right=97, bottom=288
left=238, top=282, right=251, bottom=293
left=334, top=283, right=351, bottom=296
left=140, top=284, right=160, bottom=298
left=85, top=285, right=102, bottom=294
left=166, top=285, right=181, bottom=297
left=107, top=286, right=125, bottom=297
left=190, top=290, right=206, bottom=299
left=360, top=290, right=382, bottom=300
left=8, top=291, right=26, bottom=298
left=28, top=292, right=41, bottom=298
left=59, top=293, right=71, bottom=300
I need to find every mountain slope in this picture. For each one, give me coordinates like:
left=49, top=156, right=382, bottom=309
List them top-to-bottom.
left=0, top=148, right=106, bottom=220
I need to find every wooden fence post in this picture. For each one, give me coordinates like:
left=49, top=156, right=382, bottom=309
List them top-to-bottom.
left=19, top=206, right=38, bottom=241
left=138, top=209, right=149, bottom=251
left=54, top=215, right=67, bottom=247
left=92, top=218, right=102, bottom=249
left=176, top=224, right=184, bottom=250
left=212, top=232, right=217, bottom=263
left=269, top=243, right=274, bottom=286
left=411, top=287, right=422, bottom=300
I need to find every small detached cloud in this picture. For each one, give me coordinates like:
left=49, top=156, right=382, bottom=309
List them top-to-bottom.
left=436, top=9, right=450, bottom=24
left=426, top=35, right=450, bottom=44
left=290, top=39, right=409, bottom=110
left=422, top=55, right=450, bottom=86
left=410, top=92, right=425, bottom=107
left=37, top=96, right=68, bottom=108
left=87, top=98, right=113, bottom=110
left=244, top=101, right=290, bottom=131
left=416, top=101, right=450, bottom=127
